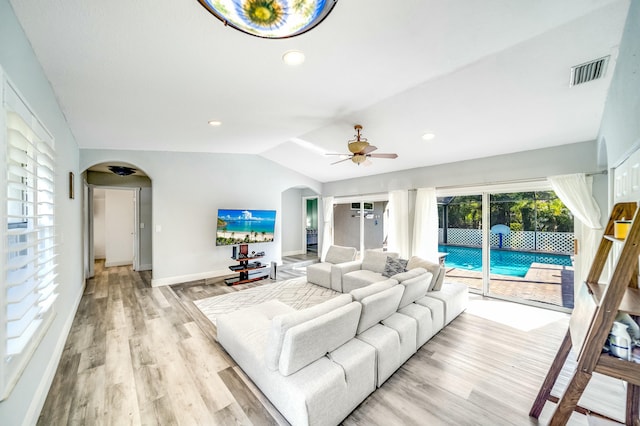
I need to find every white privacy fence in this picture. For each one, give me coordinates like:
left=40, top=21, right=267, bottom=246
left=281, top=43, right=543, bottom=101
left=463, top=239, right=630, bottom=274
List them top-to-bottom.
left=438, top=228, right=574, bottom=254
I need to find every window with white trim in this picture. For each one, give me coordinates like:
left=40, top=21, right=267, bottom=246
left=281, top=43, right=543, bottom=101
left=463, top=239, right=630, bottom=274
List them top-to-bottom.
left=1, top=69, right=58, bottom=400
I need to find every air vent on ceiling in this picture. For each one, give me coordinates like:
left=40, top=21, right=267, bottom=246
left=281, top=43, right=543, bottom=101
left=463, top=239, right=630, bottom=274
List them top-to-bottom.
left=570, top=56, right=610, bottom=87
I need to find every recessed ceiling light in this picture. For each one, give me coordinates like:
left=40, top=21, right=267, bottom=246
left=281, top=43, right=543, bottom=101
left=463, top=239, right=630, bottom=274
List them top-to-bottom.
left=283, top=50, right=305, bottom=66
left=208, top=120, right=222, bottom=127
left=422, top=132, right=435, bottom=141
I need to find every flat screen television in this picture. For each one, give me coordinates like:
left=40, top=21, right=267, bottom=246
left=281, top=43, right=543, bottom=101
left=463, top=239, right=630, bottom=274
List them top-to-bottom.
left=216, top=209, right=276, bottom=246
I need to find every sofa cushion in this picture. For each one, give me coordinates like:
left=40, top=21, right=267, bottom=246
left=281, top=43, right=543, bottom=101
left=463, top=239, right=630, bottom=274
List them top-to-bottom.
left=325, top=245, right=358, bottom=264
left=362, top=250, right=398, bottom=273
left=407, top=256, right=444, bottom=291
left=382, top=257, right=408, bottom=277
left=306, top=262, right=332, bottom=288
left=391, top=267, right=426, bottom=283
left=343, top=269, right=387, bottom=293
left=398, top=272, right=431, bottom=308
left=350, top=278, right=397, bottom=301
left=424, top=282, right=469, bottom=325
left=356, top=285, right=404, bottom=334
left=265, top=293, right=352, bottom=371
left=415, top=296, right=445, bottom=333
left=218, top=299, right=293, bottom=371
left=279, top=302, right=362, bottom=376
left=398, top=303, right=434, bottom=348
left=381, top=312, right=418, bottom=363
left=356, top=324, right=401, bottom=387
left=327, top=339, right=377, bottom=404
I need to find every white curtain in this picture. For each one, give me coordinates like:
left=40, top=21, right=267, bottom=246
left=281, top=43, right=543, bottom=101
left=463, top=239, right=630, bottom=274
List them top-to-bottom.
left=548, top=173, right=602, bottom=284
left=412, top=187, right=439, bottom=262
left=387, top=190, right=409, bottom=258
left=320, top=196, right=334, bottom=261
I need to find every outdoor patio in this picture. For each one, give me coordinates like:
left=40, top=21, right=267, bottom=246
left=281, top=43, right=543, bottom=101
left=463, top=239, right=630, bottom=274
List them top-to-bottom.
left=444, top=262, right=575, bottom=309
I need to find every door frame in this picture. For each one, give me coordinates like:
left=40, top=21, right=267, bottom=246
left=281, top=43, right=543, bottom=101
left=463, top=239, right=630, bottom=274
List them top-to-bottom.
left=86, top=185, right=140, bottom=272
left=333, top=193, right=388, bottom=254
left=301, top=195, right=319, bottom=255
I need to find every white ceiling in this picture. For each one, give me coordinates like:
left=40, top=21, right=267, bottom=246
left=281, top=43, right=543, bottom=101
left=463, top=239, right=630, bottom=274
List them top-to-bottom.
left=9, top=0, right=630, bottom=183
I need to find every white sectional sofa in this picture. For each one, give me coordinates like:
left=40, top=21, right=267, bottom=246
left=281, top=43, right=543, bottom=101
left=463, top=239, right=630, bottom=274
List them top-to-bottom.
left=217, top=255, right=468, bottom=426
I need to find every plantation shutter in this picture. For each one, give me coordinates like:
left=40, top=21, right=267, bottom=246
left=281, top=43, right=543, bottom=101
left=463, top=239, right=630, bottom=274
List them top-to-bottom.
left=2, top=72, right=58, bottom=400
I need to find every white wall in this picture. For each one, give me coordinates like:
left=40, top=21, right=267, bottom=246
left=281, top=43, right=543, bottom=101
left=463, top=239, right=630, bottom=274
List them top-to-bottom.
left=598, top=0, right=640, bottom=169
left=0, top=1, right=83, bottom=424
left=80, top=150, right=322, bottom=286
left=281, top=188, right=304, bottom=256
left=93, top=189, right=106, bottom=258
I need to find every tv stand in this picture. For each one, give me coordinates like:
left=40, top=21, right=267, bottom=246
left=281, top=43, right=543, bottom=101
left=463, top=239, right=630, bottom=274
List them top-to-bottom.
left=225, top=248, right=268, bottom=286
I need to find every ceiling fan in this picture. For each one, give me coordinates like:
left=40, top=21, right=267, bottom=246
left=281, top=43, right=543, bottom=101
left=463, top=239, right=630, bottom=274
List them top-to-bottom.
left=327, top=125, right=398, bottom=166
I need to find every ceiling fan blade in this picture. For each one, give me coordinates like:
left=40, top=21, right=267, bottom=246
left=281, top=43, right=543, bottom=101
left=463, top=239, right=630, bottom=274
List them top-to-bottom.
left=362, top=145, right=378, bottom=154
left=325, top=153, right=347, bottom=156
left=368, top=153, right=398, bottom=159
left=330, top=157, right=352, bottom=165
left=363, top=159, right=373, bottom=167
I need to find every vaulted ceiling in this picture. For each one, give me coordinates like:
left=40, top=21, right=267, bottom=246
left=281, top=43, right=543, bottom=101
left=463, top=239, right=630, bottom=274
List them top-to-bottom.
left=9, top=0, right=630, bottom=182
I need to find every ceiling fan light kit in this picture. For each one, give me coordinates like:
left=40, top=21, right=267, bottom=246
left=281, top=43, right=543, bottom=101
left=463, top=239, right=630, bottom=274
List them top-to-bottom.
left=197, top=0, right=338, bottom=39
left=327, top=124, right=399, bottom=166
left=351, top=154, right=367, bottom=164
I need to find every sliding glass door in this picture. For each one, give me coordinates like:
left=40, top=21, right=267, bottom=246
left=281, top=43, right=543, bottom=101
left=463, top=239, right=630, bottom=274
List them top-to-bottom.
left=438, top=186, right=574, bottom=311
left=487, top=191, right=574, bottom=309
left=438, top=194, right=485, bottom=293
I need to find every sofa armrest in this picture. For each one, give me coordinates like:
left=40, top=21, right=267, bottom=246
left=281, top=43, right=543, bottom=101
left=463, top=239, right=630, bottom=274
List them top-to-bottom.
left=330, top=260, right=362, bottom=292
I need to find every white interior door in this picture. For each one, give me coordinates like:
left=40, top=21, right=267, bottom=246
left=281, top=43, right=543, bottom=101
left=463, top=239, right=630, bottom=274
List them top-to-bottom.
left=104, top=189, right=135, bottom=267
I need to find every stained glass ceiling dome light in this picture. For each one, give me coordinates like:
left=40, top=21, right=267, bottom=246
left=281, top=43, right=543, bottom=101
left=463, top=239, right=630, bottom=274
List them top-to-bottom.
left=197, top=0, right=338, bottom=39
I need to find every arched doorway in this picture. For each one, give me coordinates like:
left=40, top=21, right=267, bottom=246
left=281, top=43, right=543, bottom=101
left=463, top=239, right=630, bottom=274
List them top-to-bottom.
left=83, top=162, right=152, bottom=279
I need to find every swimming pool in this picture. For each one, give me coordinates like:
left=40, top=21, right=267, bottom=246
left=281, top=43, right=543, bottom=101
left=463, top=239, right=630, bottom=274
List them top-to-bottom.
left=438, top=245, right=572, bottom=278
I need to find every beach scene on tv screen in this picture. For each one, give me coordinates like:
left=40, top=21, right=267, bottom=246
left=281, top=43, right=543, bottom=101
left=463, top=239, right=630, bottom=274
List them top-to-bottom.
left=216, top=209, right=276, bottom=246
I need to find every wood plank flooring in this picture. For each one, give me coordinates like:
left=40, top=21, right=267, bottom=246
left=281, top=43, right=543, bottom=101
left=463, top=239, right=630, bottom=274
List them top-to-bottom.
left=37, top=261, right=600, bottom=425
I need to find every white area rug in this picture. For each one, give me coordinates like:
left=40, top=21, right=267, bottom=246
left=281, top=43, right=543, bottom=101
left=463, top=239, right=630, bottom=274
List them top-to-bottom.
left=194, top=277, right=338, bottom=325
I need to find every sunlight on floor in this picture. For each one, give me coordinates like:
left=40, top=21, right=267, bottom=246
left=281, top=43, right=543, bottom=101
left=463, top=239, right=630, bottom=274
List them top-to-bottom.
left=465, top=294, right=569, bottom=332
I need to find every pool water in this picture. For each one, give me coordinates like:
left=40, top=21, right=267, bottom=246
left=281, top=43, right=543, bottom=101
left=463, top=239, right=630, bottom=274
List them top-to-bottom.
left=438, top=245, right=572, bottom=278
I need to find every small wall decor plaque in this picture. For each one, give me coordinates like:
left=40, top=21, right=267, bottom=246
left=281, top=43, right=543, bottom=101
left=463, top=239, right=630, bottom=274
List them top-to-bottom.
left=69, top=171, right=74, bottom=199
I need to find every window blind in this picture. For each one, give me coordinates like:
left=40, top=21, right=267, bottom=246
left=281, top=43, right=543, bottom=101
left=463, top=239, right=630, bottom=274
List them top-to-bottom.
left=2, top=73, right=58, bottom=400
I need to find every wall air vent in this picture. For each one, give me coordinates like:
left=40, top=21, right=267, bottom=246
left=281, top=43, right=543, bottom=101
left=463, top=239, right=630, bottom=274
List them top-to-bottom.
left=570, top=56, right=610, bottom=87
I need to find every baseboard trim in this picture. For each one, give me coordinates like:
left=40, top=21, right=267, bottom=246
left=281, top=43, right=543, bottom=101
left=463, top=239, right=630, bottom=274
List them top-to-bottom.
left=282, top=250, right=305, bottom=257
left=105, top=260, right=133, bottom=268
left=137, top=263, right=152, bottom=271
left=151, top=268, right=233, bottom=287
left=24, top=279, right=85, bottom=426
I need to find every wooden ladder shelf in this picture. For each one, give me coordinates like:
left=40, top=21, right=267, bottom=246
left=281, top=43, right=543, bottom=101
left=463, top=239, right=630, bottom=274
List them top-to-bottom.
left=530, top=202, right=640, bottom=425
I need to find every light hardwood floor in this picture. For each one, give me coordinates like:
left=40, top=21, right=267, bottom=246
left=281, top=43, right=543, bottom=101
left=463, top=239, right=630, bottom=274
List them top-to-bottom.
left=37, top=261, right=597, bottom=425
